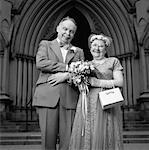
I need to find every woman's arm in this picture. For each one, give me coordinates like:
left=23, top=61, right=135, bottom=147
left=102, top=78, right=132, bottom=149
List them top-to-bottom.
left=89, top=70, right=123, bottom=88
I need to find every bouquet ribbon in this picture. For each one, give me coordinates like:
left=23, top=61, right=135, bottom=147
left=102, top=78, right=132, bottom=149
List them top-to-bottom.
left=79, top=84, right=89, bottom=136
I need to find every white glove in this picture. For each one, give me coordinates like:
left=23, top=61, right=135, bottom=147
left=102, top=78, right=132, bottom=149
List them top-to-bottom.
left=89, top=77, right=114, bottom=88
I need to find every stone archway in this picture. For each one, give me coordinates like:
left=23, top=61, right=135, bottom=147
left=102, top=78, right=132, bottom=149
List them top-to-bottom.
left=8, top=0, right=138, bottom=127
left=43, top=7, right=92, bottom=61
left=64, top=8, right=91, bottom=60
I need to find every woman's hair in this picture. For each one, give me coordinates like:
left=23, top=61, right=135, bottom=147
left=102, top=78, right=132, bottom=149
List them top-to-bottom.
left=88, top=33, right=112, bottom=48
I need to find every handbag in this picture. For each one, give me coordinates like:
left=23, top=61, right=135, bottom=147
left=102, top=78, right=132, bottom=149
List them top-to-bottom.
left=99, top=87, right=124, bottom=110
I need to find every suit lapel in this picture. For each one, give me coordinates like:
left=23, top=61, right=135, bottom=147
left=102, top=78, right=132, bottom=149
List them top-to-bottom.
left=50, top=39, right=63, bottom=62
left=65, top=45, right=76, bottom=64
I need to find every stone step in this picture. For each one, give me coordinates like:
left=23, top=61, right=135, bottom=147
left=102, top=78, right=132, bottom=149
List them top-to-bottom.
left=1, top=119, right=149, bottom=132
left=124, top=119, right=149, bottom=125
left=0, top=121, right=40, bottom=132
left=123, top=121, right=149, bottom=131
left=124, top=121, right=149, bottom=126
left=2, top=122, right=149, bottom=132
left=1, top=131, right=149, bottom=145
left=123, top=131, right=149, bottom=143
left=0, top=132, right=41, bottom=145
left=1, top=144, right=149, bottom=150
left=0, top=145, right=42, bottom=150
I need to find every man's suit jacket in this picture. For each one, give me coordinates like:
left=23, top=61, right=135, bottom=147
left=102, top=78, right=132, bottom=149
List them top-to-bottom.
left=32, top=39, right=84, bottom=109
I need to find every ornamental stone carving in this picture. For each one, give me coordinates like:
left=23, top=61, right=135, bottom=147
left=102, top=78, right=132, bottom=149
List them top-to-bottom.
left=134, top=0, right=149, bottom=43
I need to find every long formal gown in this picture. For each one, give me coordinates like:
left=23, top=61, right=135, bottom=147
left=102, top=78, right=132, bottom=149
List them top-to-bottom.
left=69, top=57, right=124, bottom=150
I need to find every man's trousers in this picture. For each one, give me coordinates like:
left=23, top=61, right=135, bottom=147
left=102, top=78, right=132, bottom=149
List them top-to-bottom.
left=37, top=104, right=75, bottom=150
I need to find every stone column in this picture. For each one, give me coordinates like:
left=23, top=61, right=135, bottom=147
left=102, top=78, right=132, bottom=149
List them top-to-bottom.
left=0, top=0, right=13, bottom=121
left=134, top=0, right=149, bottom=120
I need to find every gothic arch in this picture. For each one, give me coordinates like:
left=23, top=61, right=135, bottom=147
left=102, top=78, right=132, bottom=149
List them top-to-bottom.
left=10, top=0, right=138, bottom=108
left=12, top=0, right=136, bottom=57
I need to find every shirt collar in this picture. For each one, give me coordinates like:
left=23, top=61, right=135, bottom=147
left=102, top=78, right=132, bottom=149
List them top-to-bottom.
left=56, top=38, right=77, bottom=52
left=56, top=38, right=61, bottom=44
left=56, top=38, right=69, bottom=49
left=56, top=38, right=68, bottom=46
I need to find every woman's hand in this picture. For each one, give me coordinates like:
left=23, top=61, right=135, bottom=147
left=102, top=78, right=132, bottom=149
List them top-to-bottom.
left=89, top=77, right=98, bottom=87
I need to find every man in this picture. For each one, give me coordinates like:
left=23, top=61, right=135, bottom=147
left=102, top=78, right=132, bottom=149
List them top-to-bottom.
left=32, top=17, right=84, bottom=150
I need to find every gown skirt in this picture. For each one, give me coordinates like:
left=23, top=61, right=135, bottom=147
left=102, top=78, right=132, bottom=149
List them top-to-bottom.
left=69, top=88, right=124, bottom=150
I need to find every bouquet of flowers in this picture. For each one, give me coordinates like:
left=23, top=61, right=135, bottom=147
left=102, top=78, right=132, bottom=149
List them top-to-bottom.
left=68, top=61, right=94, bottom=135
left=68, top=61, right=94, bottom=86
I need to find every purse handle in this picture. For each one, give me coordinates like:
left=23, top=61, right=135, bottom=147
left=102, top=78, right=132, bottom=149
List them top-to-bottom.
left=100, top=80, right=115, bottom=92
left=111, top=80, right=115, bottom=89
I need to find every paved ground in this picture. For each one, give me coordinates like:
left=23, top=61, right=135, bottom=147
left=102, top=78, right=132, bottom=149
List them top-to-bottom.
left=0, top=144, right=149, bottom=150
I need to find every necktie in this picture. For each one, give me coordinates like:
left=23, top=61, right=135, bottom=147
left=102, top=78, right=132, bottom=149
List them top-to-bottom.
left=59, top=42, right=65, bottom=47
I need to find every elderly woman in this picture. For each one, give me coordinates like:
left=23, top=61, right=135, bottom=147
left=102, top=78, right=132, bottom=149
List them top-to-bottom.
left=69, top=34, right=124, bottom=150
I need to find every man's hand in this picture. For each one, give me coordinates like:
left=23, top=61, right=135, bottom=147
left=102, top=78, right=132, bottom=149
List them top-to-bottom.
left=47, top=72, right=69, bottom=86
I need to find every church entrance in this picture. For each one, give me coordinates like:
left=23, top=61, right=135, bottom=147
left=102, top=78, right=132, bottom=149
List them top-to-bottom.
left=1, top=0, right=141, bottom=135
left=4, top=8, right=92, bottom=132
left=64, top=8, right=92, bottom=61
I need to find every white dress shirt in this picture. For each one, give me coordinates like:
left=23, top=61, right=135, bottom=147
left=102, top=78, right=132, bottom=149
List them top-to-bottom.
left=57, top=38, right=69, bottom=63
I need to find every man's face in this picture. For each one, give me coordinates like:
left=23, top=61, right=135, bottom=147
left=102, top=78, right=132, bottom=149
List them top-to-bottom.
left=57, top=20, right=77, bottom=44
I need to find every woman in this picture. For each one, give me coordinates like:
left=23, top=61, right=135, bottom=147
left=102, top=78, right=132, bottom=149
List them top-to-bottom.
left=69, top=34, right=124, bottom=150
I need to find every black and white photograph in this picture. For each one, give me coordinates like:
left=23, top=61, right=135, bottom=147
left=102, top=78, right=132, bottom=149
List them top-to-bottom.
left=0, top=0, right=149, bottom=150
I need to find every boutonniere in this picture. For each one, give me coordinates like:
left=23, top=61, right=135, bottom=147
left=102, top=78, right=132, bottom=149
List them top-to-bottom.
left=69, top=46, right=77, bottom=53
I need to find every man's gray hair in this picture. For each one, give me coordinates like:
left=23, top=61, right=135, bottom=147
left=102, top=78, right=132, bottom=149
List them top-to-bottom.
left=59, top=16, right=77, bottom=27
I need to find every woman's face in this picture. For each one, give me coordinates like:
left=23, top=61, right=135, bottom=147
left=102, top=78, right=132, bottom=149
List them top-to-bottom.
left=90, top=39, right=106, bottom=59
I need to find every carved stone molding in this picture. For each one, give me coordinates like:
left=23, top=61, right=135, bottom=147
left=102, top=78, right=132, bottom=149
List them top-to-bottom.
left=10, top=0, right=27, bottom=14
left=120, top=0, right=137, bottom=14
left=134, top=0, right=149, bottom=43
left=89, top=13, right=102, bottom=34
left=43, top=14, right=60, bottom=40
left=14, top=53, right=35, bottom=61
left=0, top=91, right=12, bottom=121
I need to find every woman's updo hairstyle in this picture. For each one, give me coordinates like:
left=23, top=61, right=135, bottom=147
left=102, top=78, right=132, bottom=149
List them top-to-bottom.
left=88, top=33, right=112, bottom=48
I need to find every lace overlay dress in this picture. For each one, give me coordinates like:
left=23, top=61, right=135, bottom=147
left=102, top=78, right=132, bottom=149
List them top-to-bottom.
left=69, top=57, right=124, bottom=150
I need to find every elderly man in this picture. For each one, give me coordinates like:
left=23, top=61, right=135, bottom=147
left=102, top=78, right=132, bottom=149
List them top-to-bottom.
left=33, top=17, right=84, bottom=150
